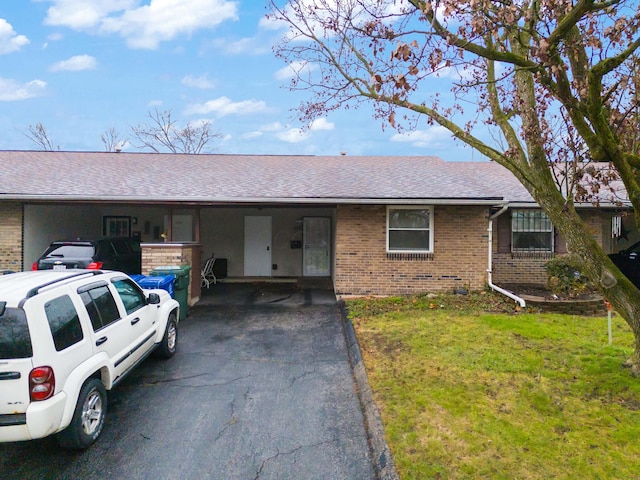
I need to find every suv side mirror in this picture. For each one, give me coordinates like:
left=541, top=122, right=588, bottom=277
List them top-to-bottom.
left=147, top=293, right=161, bottom=305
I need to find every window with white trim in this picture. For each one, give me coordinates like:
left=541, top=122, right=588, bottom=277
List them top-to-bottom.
left=387, top=206, right=433, bottom=253
left=511, top=209, right=553, bottom=252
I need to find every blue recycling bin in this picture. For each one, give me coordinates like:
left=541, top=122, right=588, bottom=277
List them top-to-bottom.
left=131, top=274, right=175, bottom=298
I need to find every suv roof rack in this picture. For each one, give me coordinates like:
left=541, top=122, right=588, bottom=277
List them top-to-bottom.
left=25, top=271, right=105, bottom=299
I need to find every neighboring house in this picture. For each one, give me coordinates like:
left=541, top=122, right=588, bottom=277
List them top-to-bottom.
left=0, top=151, right=634, bottom=301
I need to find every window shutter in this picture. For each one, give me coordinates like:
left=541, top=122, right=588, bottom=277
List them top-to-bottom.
left=497, top=213, right=511, bottom=253
left=555, top=230, right=568, bottom=253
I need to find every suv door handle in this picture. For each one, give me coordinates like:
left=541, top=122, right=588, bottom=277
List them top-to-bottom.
left=131, top=317, right=140, bottom=325
left=96, top=336, right=108, bottom=346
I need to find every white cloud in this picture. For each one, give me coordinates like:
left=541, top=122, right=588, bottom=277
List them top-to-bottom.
left=44, top=0, right=238, bottom=49
left=45, top=0, right=136, bottom=29
left=102, top=0, right=239, bottom=49
left=270, top=0, right=413, bottom=43
left=258, top=14, right=284, bottom=31
left=0, top=19, right=29, bottom=54
left=43, top=32, right=64, bottom=49
left=208, top=36, right=268, bottom=55
left=50, top=55, right=97, bottom=72
left=274, top=60, right=316, bottom=81
left=432, top=62, right=481, bottom=82
left=182, top=74, right=215, bottom=89
left=0, top=78, right=46, bottom=101
left=184, top=96, right=267, bottom=117
left=148, top=99, right=164, bottom=107
left=309, top=117, right=334, bottom=131
left=187, top=118, right=213, bottom=128
left=251, top=118, right=333, bottom=144
left=248, top=120, right=307, bottom=143
left=274, top=121, right=331, bottom=143
left=242, top=122, right=297, bottom=140
left=259, top=122, right=285, bottom=132
left=390, top=126, right=452, bottom=147
left=276, top=127, right=308, bottom=143
left=241, top=131, right=263, bottom=139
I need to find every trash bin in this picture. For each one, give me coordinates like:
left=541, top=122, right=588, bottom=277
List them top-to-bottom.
left=213, top=258, right=227, bottom=279
left=150, top=265, right=191, bottom=320
left=131, top=274, right=175, bottom=298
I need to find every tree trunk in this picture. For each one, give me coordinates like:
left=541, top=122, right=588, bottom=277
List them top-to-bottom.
left=535, top=189, right=640, bottom=375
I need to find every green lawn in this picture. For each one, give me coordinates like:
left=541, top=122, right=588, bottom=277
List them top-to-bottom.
left=348, top=293, right=640, bottom=479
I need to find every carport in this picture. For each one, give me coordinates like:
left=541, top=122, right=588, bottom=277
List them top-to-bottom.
left=23, top=202, right=336, bottom=306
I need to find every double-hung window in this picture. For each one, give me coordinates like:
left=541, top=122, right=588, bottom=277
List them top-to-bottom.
left=387, top=206, right=433, bottom=253
left=511, top=209, right=553, bottom=252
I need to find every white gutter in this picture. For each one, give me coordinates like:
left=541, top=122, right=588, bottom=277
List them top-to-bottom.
left=508, top=200, right=632, bottom=209
left=487, top=204, right=527, bottom=308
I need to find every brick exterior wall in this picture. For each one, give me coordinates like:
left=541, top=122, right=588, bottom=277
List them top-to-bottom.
left=0, top=202, right=23, bottom=272
left=334, top=204, right=489, bottom=296
left=492, top=210, right=606, bottom=286
left=141, top=243, right=201, bottom=306
left=492, top=253, right=552, bottom=285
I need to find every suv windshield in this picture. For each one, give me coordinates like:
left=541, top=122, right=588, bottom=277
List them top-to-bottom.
left=44, top=244, right=95, bottom=258
left=0, top=306, right=32, bottom=359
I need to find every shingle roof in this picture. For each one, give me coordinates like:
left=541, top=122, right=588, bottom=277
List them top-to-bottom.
left=0, top=150, right=538, bottom=204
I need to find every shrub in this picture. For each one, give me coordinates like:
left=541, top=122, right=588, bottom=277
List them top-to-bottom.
left=545, top=254, right=593, bottom=298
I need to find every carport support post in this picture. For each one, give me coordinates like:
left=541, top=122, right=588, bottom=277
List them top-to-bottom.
left=194, top=207, right=201, bottom=243
left=165, top=211, right=172, bottom=241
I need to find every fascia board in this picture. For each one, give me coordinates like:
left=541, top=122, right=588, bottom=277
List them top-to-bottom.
left=1, top=194, right=507, bottom=206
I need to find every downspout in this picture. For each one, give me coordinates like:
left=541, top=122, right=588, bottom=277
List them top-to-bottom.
left=487, top=205, right=527, bottom=309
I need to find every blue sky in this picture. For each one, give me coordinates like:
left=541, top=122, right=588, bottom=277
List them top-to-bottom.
left=0, top=0, right=481, bottom=159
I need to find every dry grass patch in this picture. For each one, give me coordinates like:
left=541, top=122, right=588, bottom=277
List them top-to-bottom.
left=348, top=293, right=640, bottom=479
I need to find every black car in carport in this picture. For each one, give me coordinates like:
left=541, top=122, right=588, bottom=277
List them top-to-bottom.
left=33, top=237, right=142, bottom=274
left=609, top=241, right=640, bottom=287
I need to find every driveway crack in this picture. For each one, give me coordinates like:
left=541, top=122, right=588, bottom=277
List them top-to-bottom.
left=288, top=367, right=317, bottom=387
left=141, top=373, right=252, bottom=387
left=212, top=388, right=249, bottom=444
left=252, top=439, right=338, bottom=479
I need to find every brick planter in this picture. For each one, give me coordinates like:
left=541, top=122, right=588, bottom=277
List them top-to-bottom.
left=521, top=295, right=607, bottom=316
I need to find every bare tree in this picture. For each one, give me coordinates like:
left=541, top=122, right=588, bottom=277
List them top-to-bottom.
left=269, top=0, right=640, bottom=374
left=130, top=108, right=222, bottom=154
left=23, top=122, right=56, bottom=151
left=101, top=126, right=127, bottom=152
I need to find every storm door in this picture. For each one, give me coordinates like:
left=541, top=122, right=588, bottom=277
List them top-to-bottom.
left=303, top=217, right=331, bottom=276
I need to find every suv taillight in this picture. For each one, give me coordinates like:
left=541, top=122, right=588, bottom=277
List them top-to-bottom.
left=32, top=261, right=38, bottom=271
left=87, top=262, right=103, bottom=270
left=29, top=366, right=55, bottom=401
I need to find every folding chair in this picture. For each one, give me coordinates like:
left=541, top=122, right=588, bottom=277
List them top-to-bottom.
left=201, top=255, right=217, bottom=288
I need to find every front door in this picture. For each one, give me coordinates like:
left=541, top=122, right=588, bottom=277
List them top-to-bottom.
left=171, top=214, right=193, bottom=242
left=244, top=216, right=272, bottom=276
left=303, top=217, right=331, bottom=276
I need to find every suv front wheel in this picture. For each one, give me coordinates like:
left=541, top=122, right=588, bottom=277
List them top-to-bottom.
left=155, top=313, right=178, bottom=359
left=57, top=378, right=107, bottom=449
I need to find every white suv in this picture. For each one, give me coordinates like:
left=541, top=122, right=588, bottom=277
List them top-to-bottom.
left=0, top=270, right=180, bottom=449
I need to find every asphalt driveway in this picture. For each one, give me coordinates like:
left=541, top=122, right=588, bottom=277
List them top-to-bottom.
left=0, top=283, right=378, bottom=479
